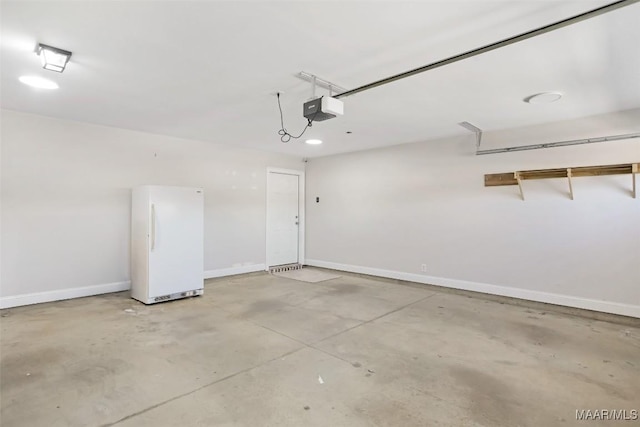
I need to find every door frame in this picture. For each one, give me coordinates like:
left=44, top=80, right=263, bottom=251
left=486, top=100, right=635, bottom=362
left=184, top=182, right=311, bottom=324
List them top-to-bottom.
left=266, top=167, right=305, bottom=270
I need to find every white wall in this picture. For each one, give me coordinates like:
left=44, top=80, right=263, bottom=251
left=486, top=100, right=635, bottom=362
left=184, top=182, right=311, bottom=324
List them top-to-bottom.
left=306, top=109, right=640, bottom=317
left=0, top=110, right=303, bottom=307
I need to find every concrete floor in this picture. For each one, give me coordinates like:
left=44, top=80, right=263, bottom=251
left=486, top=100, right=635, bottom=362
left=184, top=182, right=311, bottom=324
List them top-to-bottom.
left=1, top=270, right=639, bottom=427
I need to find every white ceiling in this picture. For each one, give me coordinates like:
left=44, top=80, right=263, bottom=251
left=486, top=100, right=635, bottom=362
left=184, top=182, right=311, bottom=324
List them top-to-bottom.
left=2, top=1, right=639, bottom=157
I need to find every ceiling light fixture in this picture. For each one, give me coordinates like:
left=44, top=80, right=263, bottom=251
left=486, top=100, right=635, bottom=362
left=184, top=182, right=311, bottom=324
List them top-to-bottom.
left=36, top=43, right=72, bottom=73
left=19, top=75, right=59, bottom=89
left=524, top=92, right=563, bottom=104
left=305, top=139, right=323, bottom=145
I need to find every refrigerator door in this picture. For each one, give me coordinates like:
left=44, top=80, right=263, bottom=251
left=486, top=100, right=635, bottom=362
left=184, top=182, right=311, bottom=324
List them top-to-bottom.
left=147, top=186, right=204, bottom=298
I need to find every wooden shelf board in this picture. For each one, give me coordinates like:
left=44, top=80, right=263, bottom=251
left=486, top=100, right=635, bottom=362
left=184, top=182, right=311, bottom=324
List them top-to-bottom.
left=485, top=162, right=638, bottom=187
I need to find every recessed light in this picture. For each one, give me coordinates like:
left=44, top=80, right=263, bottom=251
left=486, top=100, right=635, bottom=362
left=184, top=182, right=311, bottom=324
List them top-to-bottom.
left=19, top=75, right=59, bottom=89
left=524, top=92, right=563, bottom=104
left=305, top=139, right=322, bottom=145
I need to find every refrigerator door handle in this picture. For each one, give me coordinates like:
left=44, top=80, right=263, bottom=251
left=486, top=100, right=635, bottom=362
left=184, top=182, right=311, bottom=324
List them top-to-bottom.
left=151, top=203, right=156, bottom=251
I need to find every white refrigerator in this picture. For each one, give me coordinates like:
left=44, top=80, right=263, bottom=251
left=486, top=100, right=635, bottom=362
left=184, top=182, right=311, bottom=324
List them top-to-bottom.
left=131, top=186, right=204, bottom=304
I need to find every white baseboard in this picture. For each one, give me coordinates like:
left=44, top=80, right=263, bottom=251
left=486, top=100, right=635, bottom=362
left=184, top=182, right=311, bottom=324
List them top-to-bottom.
left=305, top=259, right=640, bottom=318
left=204, top=264, right=266, bottom=279
left=0, top=265, right=267, bottom=309
left=0, top=281, right=131, bottom=309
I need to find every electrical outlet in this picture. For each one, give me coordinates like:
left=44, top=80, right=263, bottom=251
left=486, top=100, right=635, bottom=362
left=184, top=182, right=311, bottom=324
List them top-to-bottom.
left=420, top=264, right=427, bottom=273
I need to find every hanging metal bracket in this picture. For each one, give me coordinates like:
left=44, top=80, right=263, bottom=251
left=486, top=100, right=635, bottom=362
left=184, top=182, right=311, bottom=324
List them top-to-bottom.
left=296, top=72, right=346, bottom=99
left=459, top=121, right=483, bottom=149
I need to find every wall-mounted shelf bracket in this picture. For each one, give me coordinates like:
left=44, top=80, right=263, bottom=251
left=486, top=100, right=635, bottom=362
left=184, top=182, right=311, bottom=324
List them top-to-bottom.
left=485, top=162, right=639, bottom=201
left=515, top=172, right=524, bottom=200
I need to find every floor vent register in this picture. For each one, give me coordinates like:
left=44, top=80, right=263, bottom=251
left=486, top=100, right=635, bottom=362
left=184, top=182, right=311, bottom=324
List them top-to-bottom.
left=269, top=264, right=303, bottom=274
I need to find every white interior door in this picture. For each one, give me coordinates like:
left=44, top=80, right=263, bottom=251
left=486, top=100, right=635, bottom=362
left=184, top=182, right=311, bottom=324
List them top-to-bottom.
left=267, top=172, right=300, bottom=267
left=148, top=187, right=204, bottom=297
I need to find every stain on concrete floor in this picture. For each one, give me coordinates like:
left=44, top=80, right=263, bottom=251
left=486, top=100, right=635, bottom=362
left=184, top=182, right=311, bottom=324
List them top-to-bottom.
left=1, top=271, right=639, bottom=427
